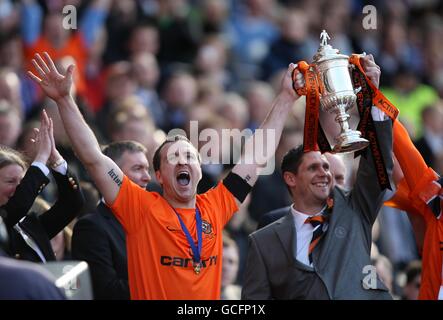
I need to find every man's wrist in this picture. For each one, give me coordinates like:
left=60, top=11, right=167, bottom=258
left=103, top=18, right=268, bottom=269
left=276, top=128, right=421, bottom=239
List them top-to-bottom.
left=55, top=94, right=74, bottom=105
left=34, top=155, right=49, bottom=164
left=50, top=158, right=66, bottom=169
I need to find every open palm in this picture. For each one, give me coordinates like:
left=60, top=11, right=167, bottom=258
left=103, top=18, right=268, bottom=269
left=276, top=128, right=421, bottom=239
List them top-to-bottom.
left=28, top=52, right=74, bottom=102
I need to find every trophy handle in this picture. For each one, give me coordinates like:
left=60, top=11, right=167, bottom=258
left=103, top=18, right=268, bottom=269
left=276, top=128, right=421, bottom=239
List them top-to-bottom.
left=292, top=61, right=310, bottom=96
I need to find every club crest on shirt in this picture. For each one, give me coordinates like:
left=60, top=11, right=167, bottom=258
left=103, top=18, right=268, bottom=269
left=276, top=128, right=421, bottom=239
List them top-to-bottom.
left=202, top=220, right=212, bottom=234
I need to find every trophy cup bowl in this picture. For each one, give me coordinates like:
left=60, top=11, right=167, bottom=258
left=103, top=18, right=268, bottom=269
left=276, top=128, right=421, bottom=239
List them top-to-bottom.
left=309, top=30, right=369, bottom=153
left=315, top=57, right=369, bottom=153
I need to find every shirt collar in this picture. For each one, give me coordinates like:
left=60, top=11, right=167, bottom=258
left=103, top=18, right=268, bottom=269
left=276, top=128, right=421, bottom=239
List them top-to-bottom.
left=290, top=204, right=327, bottom=229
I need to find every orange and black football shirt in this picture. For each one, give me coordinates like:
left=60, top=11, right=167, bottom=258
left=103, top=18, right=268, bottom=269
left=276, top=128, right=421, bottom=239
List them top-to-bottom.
left=110, top=175, right=238, bottom=300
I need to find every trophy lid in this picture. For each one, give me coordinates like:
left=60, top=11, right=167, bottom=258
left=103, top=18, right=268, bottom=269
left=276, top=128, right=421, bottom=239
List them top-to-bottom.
left=313, top=30, right=349, bottom=63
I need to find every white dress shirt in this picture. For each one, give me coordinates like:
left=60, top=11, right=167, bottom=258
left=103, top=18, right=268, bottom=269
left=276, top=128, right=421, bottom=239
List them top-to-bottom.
left=32, top=160, right=67, bottom=176
left=291, top=204, right=327, bottom=267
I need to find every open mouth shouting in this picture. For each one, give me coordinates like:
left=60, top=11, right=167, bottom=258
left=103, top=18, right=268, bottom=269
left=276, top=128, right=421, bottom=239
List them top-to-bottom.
left=177, top=171, right=191, bottom=186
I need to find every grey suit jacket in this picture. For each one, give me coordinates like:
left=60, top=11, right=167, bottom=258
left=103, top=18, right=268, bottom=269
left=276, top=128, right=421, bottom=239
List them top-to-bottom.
left=242, top=120, right=393, bottom=300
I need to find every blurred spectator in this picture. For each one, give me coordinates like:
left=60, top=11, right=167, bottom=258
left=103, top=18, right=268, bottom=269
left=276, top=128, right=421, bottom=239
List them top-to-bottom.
left=0, top=0, right=18, bottom=34
left=21, top=0, right=111, bottom=102
left=156, top=0, right=202, bottom=70
left=199, top=0, right=229, bottom=35
left=225, top=0, right=279, bottom=85
left=321, top=0, right=354, bottom=55
left=103, top=1, right=149, bottom=64
left=261, top=8, right=315, bottom=80
left=378, top=18, right=424, bottom=86
left=127, top=20, right=160, bottom=58
left=84, top=27, right=108, bottom=113
left=0, top=32, right=39, bottom=117
left=194, top=34, right=231, bottom=90
left=131, top=52, right=166, bottom=128
left=96, top=61, right=138, bottom=132
left=382, top=66, right=438, bottom=137
left=0, top=68, right=23, bottom=117
left=161, top=70, right=198, bottom=132
left=195, top=78, right=224, bottom=111
left=245, top=81, right=276, bottom=130
left=217, top=92, right=250, bottom=131
left=106, top=95, right=164, bottom=166
left=0, top=100, right=22, bottom=148
left=413, top=103, right=443, bottom=174
left=377, top=199, right=419, bottom=274
left=221, top=232, right=241, bottom=300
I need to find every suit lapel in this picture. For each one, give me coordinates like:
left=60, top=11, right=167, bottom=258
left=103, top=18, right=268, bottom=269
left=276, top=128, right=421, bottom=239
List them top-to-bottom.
left=273, top=208, right=315, bottom=271
left=273, top=209, right=297, bottom=264
left=19, top=215, right=55, bottom=260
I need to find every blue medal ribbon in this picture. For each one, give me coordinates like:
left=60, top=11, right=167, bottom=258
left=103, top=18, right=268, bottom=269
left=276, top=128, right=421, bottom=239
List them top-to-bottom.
left=174, top=207, right=202, bottom=274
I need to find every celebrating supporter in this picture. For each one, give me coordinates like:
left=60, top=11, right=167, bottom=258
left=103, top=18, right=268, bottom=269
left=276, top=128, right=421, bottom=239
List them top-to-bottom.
left=0, top=110, right=84, bottom=263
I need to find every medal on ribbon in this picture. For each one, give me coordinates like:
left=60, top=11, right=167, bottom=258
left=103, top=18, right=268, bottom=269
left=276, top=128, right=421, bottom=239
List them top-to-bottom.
left=174, top=207, right=203, bottom=275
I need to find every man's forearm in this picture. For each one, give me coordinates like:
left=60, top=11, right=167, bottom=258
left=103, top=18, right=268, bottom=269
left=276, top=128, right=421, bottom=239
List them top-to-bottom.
left=232, top=92, right=294, bottom=185
left=55, top=95, right=102, bottom=167
left=352, top=120, right=393, bottom=224
left=393, top=121, right=433, bottom=190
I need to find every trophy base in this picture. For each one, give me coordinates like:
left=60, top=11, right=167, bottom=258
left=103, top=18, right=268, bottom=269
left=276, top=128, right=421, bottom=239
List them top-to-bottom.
left=332, top=131, right=369, bottom=154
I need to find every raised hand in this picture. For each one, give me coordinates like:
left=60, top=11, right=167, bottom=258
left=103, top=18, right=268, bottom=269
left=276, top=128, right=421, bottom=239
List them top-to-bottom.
left=27, top=52, right=75, bottom=102
left=361, top=54, right=381, bottom=89
left=281, top=63, right=301, bottom=100
left=292, top=64, right=306, bottom=94
left=43, top=109, right=64, bottom=166
left=33, top=110, right=52, bottom=165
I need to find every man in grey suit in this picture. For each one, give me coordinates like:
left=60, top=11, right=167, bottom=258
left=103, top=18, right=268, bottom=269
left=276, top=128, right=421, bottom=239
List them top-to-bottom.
left=242, top=55, right=394, bottom=300
left=257, top=153, right=347, bottom=230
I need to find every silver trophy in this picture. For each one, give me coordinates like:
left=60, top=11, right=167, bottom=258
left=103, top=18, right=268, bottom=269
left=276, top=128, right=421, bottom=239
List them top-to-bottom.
left=310, top=30, right=369, bottom=153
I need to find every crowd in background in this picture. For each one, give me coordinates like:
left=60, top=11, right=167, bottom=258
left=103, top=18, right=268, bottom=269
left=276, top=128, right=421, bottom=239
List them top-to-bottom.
left=1, top=0, right=443, bottom=299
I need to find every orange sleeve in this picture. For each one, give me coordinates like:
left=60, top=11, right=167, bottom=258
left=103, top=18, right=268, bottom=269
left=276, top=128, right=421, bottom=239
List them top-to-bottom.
left=389, top=120, right=440, bottom=215
left=393, top=121, right=432, bottom=190
left=109, top=175, right=160, bottom=234
left=384, top=178, right=423, bottom=216
left=201, top=182, right=239, bottom=227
